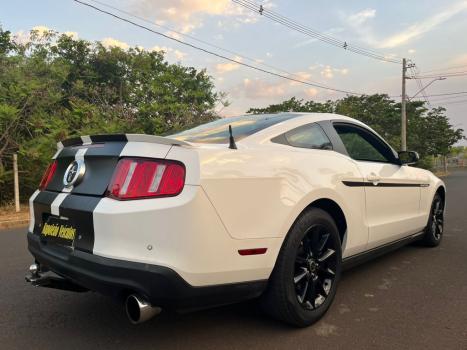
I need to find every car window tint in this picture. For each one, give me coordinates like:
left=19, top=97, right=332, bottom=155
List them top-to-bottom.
left=171, top=114, right=299, bottom=144
left=282, top=124, right=332, bottom=150
left=334, top=124, right=393, bottom=162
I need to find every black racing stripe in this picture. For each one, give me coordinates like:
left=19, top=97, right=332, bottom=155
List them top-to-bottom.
left=89, top=134, right=128, bottom=143
left=61, top=137, right=83, bottom=147
left=49, top=141, right=127, bottom=195
left=71, top=141, right=127, bottom=196
left=84, top=141, right=126, bottom=157
left=47, top=146, right=81, bottom=191
left=343, top=181, right=429, bottom=187
left=32, top=191, right=60, bottom=233
left=59, top=195, right=102, bottom=253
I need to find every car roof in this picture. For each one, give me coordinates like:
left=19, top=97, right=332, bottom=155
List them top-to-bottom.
left=239, top=112, right=368, bottom=144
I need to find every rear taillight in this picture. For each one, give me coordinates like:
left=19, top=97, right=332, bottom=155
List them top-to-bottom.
left=107, top=158, right=185, bottom=200
left=39, top=161, right=58, bottom=190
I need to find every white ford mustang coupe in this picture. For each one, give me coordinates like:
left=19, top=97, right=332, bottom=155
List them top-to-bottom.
left=26, top=113, right=446, bottom=327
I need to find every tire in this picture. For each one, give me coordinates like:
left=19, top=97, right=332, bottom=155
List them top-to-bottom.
left=420, top=193, right=445, bottom=247
left=261, top=208, right=342, bottom=327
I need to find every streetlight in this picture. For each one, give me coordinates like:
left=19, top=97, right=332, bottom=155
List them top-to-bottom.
left=410, top=77, right=446, bottom=99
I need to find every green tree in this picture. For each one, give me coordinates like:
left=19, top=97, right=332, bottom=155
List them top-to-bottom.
left=0, top=26, right=225, bottom=204
left=247, top=95, right=464, bottom=167
left=247, top=97, right=334, bottom=114
left=409, top=107, right=465, bottom=157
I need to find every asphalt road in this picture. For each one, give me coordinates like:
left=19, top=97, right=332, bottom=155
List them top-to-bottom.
left=1, top=170, right=467, bottom=350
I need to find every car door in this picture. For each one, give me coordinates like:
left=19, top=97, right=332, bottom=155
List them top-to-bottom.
left=333, top=122, right=422, bottom=249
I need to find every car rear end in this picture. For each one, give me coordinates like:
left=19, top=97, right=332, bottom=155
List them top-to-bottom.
left=26, top=134, right=267, bottom=312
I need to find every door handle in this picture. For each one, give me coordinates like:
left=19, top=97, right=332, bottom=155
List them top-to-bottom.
left=367, top=173, right=381, bottom=184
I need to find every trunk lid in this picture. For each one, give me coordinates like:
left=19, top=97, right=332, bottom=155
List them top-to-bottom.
left=45, top=134, right=189, bottom=196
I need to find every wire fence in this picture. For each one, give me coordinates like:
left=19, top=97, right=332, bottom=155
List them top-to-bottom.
left=433, top=155, right=467, bottom=170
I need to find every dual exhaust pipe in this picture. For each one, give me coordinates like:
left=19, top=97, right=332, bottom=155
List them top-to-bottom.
left=125, top=294, right=162, bottom=324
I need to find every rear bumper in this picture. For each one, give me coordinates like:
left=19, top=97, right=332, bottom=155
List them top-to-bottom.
left=27, top=233, right=267, bottom=310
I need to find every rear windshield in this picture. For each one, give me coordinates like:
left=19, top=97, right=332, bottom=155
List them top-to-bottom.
left=171, top=114, right=298, bottom=144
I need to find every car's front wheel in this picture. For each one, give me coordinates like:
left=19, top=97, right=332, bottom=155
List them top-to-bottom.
left=420, top=193, right=445, bottom=247
left=261, top=208, right=342, bottom=327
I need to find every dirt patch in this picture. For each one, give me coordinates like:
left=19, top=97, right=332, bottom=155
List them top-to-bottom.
left=0, top=204, right=29, bottom=229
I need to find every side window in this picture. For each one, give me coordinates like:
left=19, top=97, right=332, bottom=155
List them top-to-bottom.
left=272, top=123, right=333, bottom=150
left=334, top=124, right=395, bottom=163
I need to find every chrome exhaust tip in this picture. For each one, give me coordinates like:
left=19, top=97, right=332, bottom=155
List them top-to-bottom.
left=125, top=294, right=161, bottom=324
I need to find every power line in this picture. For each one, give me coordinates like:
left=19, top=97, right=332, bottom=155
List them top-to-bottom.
left=73, top=0, right=365, bottom=96
left=86, top=0, right=315, bottom=82
left=232, top=0, right=402, bottom=64
left=234, top=0, right=398, bottom=62
left=234, top=0, right=402, bottom=64
left=409, top=63, right=431, bottom=107
left=422, top=64, right=467, bottom=74
left=412, top=72, right=467, bottom=79
left=422, top=91, right=467, bottom=98
left=414, top=95, right=467, bottom=103
left=430, top=99, right=467, bottom=105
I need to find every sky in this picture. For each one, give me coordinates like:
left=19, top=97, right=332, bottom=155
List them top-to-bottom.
left=2, top=0, right=467, bottom=145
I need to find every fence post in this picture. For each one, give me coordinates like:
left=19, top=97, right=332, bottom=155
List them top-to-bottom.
left=13, top=153, right=20, bottom=212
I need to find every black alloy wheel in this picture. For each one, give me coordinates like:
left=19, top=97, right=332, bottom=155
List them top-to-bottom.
left=421, top=193, right=445, bottom=247
left=431, top=196, right=444, bottom=240
left=260, top=208, right=342, bottom=327
left=294, top=225, right=338, bottom=310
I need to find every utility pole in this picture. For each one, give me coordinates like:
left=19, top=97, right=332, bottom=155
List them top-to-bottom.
left=401, top=58, right=407, bottom=151
left=401, top=58, right=416, bottom=151
left=13, top=153, right=20, bottom=212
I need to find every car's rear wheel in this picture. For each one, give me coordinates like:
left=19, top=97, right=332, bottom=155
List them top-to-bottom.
left=420, top=193, right=444, bottom=247
left=261, top=208, right=342, bottom=327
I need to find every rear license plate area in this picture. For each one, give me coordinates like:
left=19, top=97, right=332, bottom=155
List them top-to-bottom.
left=40, top=216, right=77, bottom=247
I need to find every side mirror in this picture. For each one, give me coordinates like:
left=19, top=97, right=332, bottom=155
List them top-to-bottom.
left=398, top=151, right=420, bottom=165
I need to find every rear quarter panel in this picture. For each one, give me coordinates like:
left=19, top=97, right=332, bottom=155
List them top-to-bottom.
left=197, top=143, right=370, bottom=258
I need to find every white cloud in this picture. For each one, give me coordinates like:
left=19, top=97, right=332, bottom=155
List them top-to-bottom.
left=130, top=0, right=271, bottom=33
left=345, top=1, right=467, bottom=49
left=380, top=1, right=467, bottom=48
left=347, top=8, right=376, bottom=26
left=31, top=25, right=53, bottom=36
left=13, top=26, right=63, bottom=45
left=294, top=27, right=344, bottom=48
left=64, top=31, right=78, bottom=40
left=166, top=31, right=183, bottom=40
left=101, top=37, right=130, bottom=50
left=151, top=45, right=187, bottom=61
left=151, top=45, right=169, bottom=52
left=174, top=49, right=187, bottom=60
left=408, top=49, right=416, bottom=54
left=452, top=53, right=467, bottom=65
left=215, top=56, right=242, bottom=73
left=309, top=64, right=349, bottom=79
left=321, top=66, right=334, bottom=79
left=289, top=71, right=312, bottom=86
left=237, top=72, right=327, bottom=100
left=242, top=78, right=286, bottom=99
left=305, top=88, right=319, bottom=97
